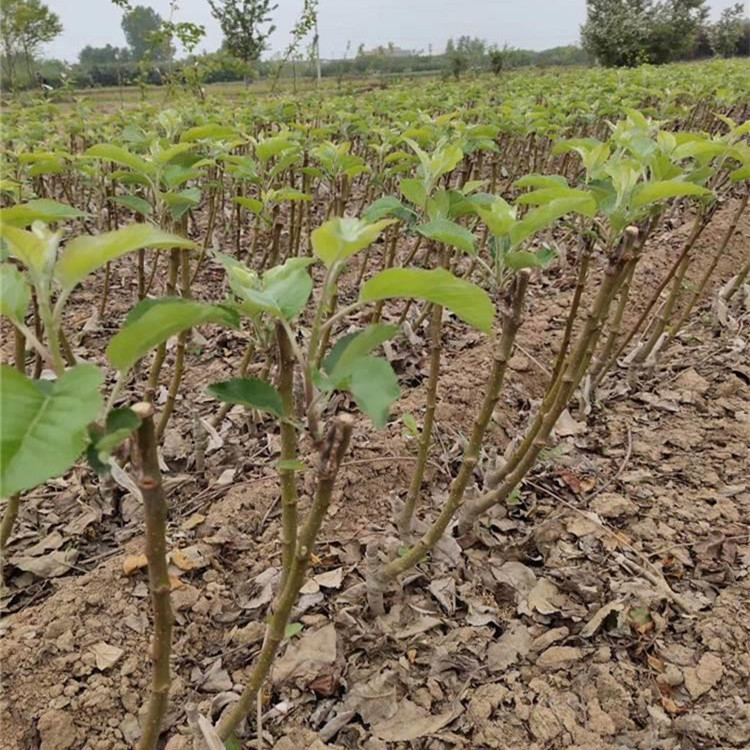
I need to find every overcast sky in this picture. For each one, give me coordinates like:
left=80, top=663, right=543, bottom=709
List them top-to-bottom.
left=43, top=0, right=745, bottom=62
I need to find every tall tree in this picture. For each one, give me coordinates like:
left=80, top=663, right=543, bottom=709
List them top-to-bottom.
left=0, top=0, right=62, bottom=87
left=208, top=0, right=277, bottom=71
left=581, top=0, right=708, bottom=66
left=709, top=3, right=747, bottom=58
left=121, top=4, right=171, bottom=61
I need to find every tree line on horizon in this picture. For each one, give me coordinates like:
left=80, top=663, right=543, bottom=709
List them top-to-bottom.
left=1, top=0, right=748, bottom=92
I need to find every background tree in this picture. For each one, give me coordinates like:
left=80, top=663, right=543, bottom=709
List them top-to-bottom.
left=0, top=0, right=62, bottom=88
left=208, top=0, right=278, bottom=77
left=581, top=0, right=708, bottom=66
left=581, top=0, right=654, bottom=67
left=648, top=0, right=708, bottom=63
left=709, top=3, right=747, bottom=57
left=121, top=5, right=172, bottom=62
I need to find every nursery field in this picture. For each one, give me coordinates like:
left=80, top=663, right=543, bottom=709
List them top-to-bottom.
left=1, top=59, right=750, bottom=750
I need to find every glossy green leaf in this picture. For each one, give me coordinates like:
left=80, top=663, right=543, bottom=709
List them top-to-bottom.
left=180, top=124, right=238, bottom=142
left=256, top=137, right=295, bottom=163
left=84, top=144, right=153, bottom=176
left=400, top=178, right=427, bottom=209
left=631, top=180, right=712, bottom=208
left=110, top=194, right=152, bottom=217
left=234, top=196, right=264, bottom=214
left=362, top=196, right=413, bottom=223
left=510, top=196, right=596, bottom=247
left=0, top=199, right=86, bottom=228
left=311, top=217, right=394, bottom=267
left=417, top=219, right=476, bottom=255
left=0, top=224, right=57, bottom=277
left=55, top=224, right=197, bottom=291
left=220, top=255, right=314, bottom=320
left=0, top=263, right=30, bottom=322
left=361, top=267, right=494, bottom=333
left=107, top=298, right=239, bottom=371
left=323, top=324, right=399, bottom=388
left=349, top=356, right=400, bottom=429
left=0, top=364, right=103, bottom=496
left=206, top=377, right=283, bottom=417
left=86, top=407, right=141, bottom=475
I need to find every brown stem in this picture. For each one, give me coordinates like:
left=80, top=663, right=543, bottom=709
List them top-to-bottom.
left=665, top=193, right=748, bottom=349
left=598, top=212, right=705, bottom=377
left=458, top=229, right=637, bottom=532
left=549, top=238, right=592, bottom=384
left=145, top=251, right=180, bottom=403
left=588, top=252, right=639, bottom=384
left=721, top=253, right=750, bottom=304
left=98, top=262, right=111, bottom=318
left=370, top=273, right=529, bottom=606
left=397, top=300, right=442, bottom=542
left=276, top=323, right=299, bottom=589
left=59, top=327, right=76, bottom=367
left=14, top=328, right=26, bottom=374
left=133, top=403, right=173, bottom=750
left=217, top=415, right=354, bottom=739
left=0, top=494, right=21, bottom=569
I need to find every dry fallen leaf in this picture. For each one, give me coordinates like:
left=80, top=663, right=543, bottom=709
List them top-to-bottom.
left=171, top=545, right=207, bottom=572
left=12, top=549, right=78, bottom=578
left=122, top=554, right=148, bottom=576
left=487, top=621, right=531, bottom=672
left=273, top=623, right=337, bottom=685
left=91, top=642, right=124, bottom=671
left=372, top=698, right=460, bottom=741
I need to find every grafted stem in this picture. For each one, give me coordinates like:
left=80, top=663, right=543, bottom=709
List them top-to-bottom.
left=664, top=192, right=748, bottom=350
left=458, top=228, right=637, bottom=532
left=369, top=272, right=529, bottom=609
left=398, top=300, right=442, bottom=542
left=276, top=323, right=299, bottom=589
left=133, top=403, right=173, bottom=750
left=218, top=415, right=354, bottom=739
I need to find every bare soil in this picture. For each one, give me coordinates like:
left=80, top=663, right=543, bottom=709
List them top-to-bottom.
left=1, top=199, right=749, bottom=750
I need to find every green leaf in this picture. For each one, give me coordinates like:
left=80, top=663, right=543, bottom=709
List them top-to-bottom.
left=180, top=124, right=237, bottom=142
left=256, top=137, right=295, bottom=163
left=155, top=142, right=196, bottom=166
left=84, top=144, right=153, bottom=176
left=400, top=178, right=427, bottom=209
left=631, top=180, right=712, bottom=208
left=110, top=194, right=152, bottom=217
left=234, top=196, right=264, bottom=215
left=362, top=196, right=413, bottom=223
left=510, top=196, right=596, bottom=247
left=476, top=197, right=517, bottom=237
left=0, top=199, right=86, bottom=228
left=311, top=217, right=394, bottom=267
left=417, top=219, right=476, bottom=255
left=0, top=224, right=55, bottom=276
left=55, top=224, right=197, bottom=291
left=504, top=246, right=558, bottom=271
left=220, top=255, right=314, bottom=320
left=0, top=263, right=30, bottom=322
left=361, top=267, right=494, bottom=333
left=108, top=298, right=239, bottom=371
left=323, top=324, right=399, bottom=388
left=349, top=356, right=400, bottom=429
left=0, top=364, right=103, bottom=496
left=206, top=377, right=283, bottom=417
left=86, top=407, right=141, bottom=475
left=402, top=412, right=419, bottom=436
left=285, top=622, right=304, bottom=638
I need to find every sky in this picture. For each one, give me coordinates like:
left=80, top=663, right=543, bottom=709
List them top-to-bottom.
left=43, top=0, right=746, bottom=63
